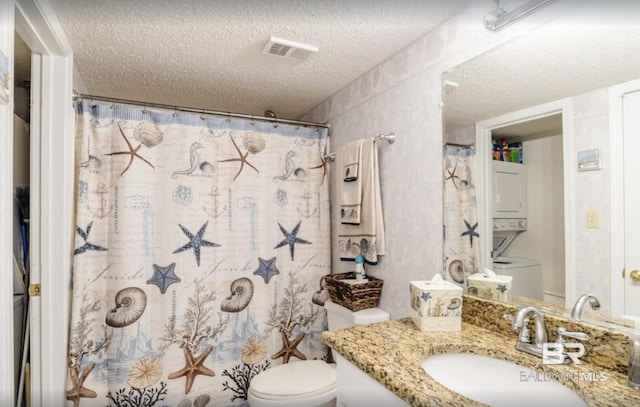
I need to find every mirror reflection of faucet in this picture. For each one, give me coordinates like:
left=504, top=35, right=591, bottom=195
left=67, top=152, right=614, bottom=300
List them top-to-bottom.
left=571, top=293, right=601, bottom=320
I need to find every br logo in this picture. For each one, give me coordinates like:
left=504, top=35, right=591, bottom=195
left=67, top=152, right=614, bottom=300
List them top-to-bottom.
left=542, top=343, right=585, bottom=364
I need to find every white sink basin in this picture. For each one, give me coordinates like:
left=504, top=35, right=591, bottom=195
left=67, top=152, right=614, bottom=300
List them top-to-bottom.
left=422, top=353, right=586, bottom=407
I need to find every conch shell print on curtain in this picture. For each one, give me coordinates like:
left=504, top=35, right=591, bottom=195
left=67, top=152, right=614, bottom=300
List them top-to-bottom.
left=67, top=99, right=330, bottom=406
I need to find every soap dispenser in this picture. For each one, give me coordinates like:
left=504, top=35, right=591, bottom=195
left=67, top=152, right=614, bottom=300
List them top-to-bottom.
left=354, top=254, right=365, bottom=280
left=629, top=333, right=640, bottom=389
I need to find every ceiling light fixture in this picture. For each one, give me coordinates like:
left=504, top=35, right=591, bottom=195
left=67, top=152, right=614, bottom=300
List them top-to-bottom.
left=484, top=0, right=555, bottom=32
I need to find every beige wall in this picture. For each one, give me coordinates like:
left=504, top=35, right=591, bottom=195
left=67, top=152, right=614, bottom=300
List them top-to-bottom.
left=570, top=87, right=612, bottom=312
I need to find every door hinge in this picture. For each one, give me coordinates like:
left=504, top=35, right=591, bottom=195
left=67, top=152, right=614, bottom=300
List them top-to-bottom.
left=28, top=283, right=41, bottom=297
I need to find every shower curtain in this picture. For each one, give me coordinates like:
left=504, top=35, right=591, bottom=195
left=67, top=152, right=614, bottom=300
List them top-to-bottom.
left=66, top=99, right=331, bottom=407
left=443, top=145, right=480, bottom=286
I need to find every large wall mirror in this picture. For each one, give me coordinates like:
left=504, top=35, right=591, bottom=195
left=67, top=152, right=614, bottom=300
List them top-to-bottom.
left=442, top=1, right=640, bottom=328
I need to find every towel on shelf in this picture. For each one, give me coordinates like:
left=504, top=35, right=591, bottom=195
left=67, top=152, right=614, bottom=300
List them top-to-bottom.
left=337, top=138, right=386, bottom=265
left=337, top=139, right=363, bottom=225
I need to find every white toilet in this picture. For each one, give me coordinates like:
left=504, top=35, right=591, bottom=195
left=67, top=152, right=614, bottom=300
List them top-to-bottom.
left=247, top=300, right=390, bottom=407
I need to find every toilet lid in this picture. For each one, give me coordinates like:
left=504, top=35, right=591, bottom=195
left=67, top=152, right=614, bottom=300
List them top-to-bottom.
left=250, top=360, right=336, bottom=397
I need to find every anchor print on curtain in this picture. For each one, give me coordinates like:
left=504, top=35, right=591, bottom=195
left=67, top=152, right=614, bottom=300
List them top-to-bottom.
left=67, top=99, right=331, bottom=406
left=443, top=146, right=480, bottom=287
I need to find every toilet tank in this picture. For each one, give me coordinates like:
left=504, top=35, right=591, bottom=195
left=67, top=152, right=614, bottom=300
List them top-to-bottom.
left=324, top=299, right=389, bottom=330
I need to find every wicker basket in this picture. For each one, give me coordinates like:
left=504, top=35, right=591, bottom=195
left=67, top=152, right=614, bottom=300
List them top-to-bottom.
left=324, top=272, right=383, bottom=311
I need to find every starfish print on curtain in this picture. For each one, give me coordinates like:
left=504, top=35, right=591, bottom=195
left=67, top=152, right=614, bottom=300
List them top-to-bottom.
left=105, top=125, right=155, bottom=176
left=217, top=135, right=260, bottom=181
left=309, top=153, right=328, bottom=185
left=445, top=162, right=460, bottom=190
left=461, top=219, right=479, bottom=247
left=274, top=220, right=311, bottom=260
left=74, top=221, right=107, bottom=255
left=173, top=221, right=220, bottom=266
left=253, top=256, right=280, bottom=283
left=147, top=262, right=181, bottom=294
left=271, top=331, right=306, bottom=364
left=168, top=346, right=216, bottom=394
left=66, top=364, right=97, bottom=407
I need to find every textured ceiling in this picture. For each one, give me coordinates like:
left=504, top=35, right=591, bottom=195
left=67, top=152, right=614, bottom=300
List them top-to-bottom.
left=45, top=0, right=469, bottom=120
left=444, top=1, right=640, bottom=131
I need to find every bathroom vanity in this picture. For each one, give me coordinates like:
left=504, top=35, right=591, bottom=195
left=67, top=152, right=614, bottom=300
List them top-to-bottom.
left=321, top=295, right=640, bottom=406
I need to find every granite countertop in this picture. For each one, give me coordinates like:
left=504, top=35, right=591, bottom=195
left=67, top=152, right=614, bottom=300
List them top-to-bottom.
left=321, top=318, right=640, bottom=407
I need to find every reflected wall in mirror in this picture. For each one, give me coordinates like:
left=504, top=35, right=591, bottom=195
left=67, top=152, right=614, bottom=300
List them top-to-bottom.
left=442, top=1, right=640, bottom=327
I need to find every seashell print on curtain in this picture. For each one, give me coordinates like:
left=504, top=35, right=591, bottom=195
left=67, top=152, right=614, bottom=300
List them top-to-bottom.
left=67, top=99, right=331, bottom=406
left=443, top=146, right=480, bottom=287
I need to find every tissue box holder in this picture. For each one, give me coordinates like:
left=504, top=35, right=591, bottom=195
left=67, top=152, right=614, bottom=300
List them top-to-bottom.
left=325, top=272, right=383, bottom=311
left=466, top=273, right=512, bottom=302
left=410, top=280, right=462, bottom=332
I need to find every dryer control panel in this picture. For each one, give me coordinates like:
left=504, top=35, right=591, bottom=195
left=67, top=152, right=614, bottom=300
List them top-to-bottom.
left=493, top=218, right=527, bottom=231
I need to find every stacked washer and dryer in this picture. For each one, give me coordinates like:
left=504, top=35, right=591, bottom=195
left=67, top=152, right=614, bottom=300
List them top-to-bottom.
left=491, top=161, right=543, bottom=301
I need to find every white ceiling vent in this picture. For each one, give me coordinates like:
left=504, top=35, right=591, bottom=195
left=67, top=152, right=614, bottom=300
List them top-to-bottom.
left=262, top=36, right=318, bottom=61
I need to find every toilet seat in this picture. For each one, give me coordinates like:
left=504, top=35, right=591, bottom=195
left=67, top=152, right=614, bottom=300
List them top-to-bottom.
left=248, top=360, right=337, bottom=406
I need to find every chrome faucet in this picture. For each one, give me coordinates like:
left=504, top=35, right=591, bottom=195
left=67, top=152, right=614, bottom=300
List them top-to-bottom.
left=571, top=293, right=600, bottom=320
left=511, top=306, right=548, bottom=358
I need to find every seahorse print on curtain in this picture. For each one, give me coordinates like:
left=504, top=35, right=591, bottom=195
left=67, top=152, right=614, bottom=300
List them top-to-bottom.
left=67, top=99, right=331, bottom=406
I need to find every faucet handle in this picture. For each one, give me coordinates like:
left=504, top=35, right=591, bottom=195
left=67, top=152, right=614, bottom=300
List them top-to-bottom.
left=505, top=313, right=533, bottom=342
left=515, top=317, right=531, bottom=343
left=555, top=327, right=589, bottom=344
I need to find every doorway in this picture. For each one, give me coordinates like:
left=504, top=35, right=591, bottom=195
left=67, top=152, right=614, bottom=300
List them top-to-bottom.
left=11, top=1, right=75, bottom=405
left=12, top=30, right=30, bottom=406
left=610, top=78, right=640, bottom=320
left=475, top=99, right=575, bottom=308
left=489, top=115, right=565, bottom=304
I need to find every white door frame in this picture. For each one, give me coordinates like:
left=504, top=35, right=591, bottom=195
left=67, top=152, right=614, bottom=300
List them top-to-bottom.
left=13, top=0, right=74, bottom=405
left=0, top=1, right=17, bottom=403
left=609, top=78, right=640, bottom=317
left=475, top=99, right=576, bottom=307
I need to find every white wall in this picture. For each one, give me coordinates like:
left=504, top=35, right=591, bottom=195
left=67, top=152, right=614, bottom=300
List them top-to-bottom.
left=72, top=62, right=88, bottom=94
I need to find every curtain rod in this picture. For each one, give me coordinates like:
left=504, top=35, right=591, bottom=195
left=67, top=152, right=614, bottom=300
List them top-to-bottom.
left=72, top=92, right=330, bottom=129
left=323, top=133, right=396, bottom=161
left=444, top=142, right=474, bottom=149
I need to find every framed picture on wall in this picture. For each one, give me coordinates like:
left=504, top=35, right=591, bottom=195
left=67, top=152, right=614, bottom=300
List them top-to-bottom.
left=578, top=148, right=601, bottom=171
